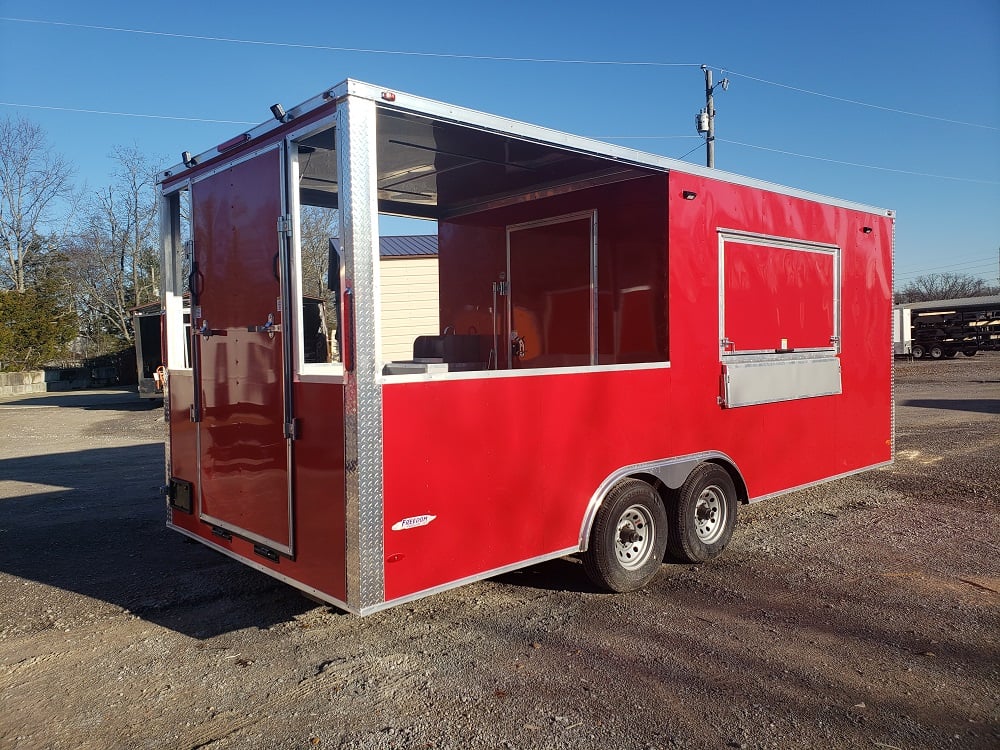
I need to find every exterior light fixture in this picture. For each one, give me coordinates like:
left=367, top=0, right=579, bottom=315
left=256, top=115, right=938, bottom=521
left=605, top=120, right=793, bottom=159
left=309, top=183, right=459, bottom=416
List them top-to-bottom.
left=270, top=103, right=287, bottom=122
left=181, top=151, right=197, bottom=168
left=682, top=190, right=698, bottom=200
left=862, top=226, right=873, bottom=234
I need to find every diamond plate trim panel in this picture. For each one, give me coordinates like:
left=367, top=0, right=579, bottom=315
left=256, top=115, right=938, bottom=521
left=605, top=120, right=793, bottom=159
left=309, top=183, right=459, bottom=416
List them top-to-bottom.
left=338, top=95, right=385, bottom=611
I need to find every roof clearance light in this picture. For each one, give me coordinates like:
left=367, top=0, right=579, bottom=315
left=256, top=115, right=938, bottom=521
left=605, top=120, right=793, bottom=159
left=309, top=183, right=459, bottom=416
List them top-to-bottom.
left=381, top=91, right=397, bottom=102
left=216, top=133, right=250, bottom=153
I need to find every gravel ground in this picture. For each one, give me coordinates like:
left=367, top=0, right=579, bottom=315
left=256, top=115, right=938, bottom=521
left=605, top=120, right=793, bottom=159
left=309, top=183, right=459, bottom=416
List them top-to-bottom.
left=0, top=354, right=997, bottom=750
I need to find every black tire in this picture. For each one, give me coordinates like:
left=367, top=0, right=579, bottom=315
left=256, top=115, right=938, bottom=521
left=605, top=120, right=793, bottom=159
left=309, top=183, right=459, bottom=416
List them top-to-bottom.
left=911, top=344, right=926, bottom=359
left=929, top=344, right=944, bottom=359
left=963, top=349, right=977, bottom=358
left=944, top=350, right=957, bottom=358
left=667, top=463, right=738, bottom=563
left=583, top=478, right=667, bottom=593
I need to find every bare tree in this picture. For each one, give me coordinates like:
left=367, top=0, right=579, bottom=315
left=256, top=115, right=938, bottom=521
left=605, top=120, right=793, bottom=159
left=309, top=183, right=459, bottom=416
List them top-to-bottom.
left=0, top=116, right=76, bottom=292
left=111, top=145, right=160, bottom=305
left=64, top=147, right=161, bottom=353
left=67, top=187, right=134, bottom=344
left=299, top=205, right=339, bottom=297
left=896, top=272, right=1000, bottom=303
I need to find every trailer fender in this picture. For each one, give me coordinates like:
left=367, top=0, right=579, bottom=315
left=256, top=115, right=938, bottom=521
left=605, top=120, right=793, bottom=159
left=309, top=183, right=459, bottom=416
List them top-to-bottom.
left=579, top=452, right=748, bottom=552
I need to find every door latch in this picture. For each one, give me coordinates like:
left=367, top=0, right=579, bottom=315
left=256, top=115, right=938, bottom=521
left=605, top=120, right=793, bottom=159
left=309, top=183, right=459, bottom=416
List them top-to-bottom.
left=248, top=313, right=281, bottom=337
left=197, top=321, right=226, bottom=338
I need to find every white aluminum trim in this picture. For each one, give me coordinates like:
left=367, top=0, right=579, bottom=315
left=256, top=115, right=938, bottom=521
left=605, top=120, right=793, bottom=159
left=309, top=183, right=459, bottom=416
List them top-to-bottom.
left=159, top=78, right=893, bottom=218
left=348, top=79, right=894, bottom=215
left=338, top=94, right=385, bottom=612
left=286, top=136, right=346, bottom=381
left=279, top=139, right=296, bottom=559
left=288, top=139, right=306, bottom=375
left=159, top=189, right=189, bottom=371
left=716, top=228, right=840, bottom=252
left=718, top=230, right=842, bottom=359
left=380, top=360, right=671, bottom=385
left=297, top=372, right=346, bottom=384
left=748, top=460, right=893, bottom=504
left=168, top=523, right=356, bottom=614
left=360, top=546, right=580, bottom=616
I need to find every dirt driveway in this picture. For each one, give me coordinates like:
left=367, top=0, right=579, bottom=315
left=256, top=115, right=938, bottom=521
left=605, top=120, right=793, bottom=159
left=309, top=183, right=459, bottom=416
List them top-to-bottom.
left=1, top=356, right=998, bottom=750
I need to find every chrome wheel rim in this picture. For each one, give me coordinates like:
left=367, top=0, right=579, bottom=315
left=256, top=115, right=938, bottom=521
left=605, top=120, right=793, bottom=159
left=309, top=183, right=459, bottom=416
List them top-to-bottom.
left=694, top=486, right=727, bottom=544
left=615, top=504, right=655, bottom=569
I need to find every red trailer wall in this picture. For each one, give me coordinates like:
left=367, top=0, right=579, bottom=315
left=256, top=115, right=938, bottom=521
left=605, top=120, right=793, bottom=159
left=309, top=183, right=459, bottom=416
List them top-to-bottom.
left=380, top=171, right=891, bottom=603
left=665, top=171, right=893, bottom=497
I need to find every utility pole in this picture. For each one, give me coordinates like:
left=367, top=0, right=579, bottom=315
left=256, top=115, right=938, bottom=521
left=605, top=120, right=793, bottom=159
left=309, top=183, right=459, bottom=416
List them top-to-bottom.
left=696, top=65, right=729, bottom=168
left=703, top=65, right=716, bottom=168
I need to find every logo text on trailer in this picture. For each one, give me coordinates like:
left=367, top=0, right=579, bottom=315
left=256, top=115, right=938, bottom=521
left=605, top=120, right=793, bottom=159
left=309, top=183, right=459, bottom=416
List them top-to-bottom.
left=391, top=515, right=437, bottom=531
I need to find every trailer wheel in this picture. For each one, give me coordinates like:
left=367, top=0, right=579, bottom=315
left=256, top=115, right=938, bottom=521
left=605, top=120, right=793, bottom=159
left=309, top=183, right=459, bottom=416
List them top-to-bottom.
left=911, top=344, right=926, bottom=359
left=929, top=344, right=944, bottom=359
left=963, top=349, right=977, bottom=357
left=944, top=350, right=957, bottom=358
left=667, top=463, right=738, bottom=564
left=583, top=479, right=667, bottom=593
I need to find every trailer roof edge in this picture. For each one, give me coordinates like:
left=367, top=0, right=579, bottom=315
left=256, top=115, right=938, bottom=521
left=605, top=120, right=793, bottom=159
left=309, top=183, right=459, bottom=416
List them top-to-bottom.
left=158, top=78, right=894, bottom=218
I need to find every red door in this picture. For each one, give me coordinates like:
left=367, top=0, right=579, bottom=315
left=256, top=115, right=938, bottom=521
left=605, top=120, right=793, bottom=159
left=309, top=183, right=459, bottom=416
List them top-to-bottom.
left=191, top=147, right=293, bottom=555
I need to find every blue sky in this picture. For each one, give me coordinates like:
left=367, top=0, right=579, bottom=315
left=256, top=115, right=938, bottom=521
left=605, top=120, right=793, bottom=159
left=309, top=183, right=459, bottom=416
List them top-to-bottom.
left=1, top=0, right=997, bottom=288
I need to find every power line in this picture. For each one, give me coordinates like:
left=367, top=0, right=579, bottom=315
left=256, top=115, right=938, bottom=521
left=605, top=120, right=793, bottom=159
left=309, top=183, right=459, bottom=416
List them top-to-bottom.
left=2, top=16, right=997, bottom=132
left=0, top=17, right=701, bottom=67
left=722, top=69, right=1000, bottom=132
left=0, top=100, right=994, bottom=185
left=0, top=101, right=255, bottom=125
left=596, top=135, right=701, bottom=140
left=719, top=139, right=1000, bottom=185
left=895, top=255, right=996, bottom=276
left=895, top=261, right=998, bottom=281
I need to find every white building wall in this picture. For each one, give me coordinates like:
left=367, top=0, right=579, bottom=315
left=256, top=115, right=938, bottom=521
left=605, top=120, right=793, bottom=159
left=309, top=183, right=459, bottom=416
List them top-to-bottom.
left=380, top=256, right=440, bottom=362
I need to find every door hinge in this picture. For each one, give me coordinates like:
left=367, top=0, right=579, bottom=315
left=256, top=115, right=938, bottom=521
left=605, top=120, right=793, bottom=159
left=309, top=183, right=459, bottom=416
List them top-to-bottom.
left=277, top=214, right=292, bottom=237
left=284, top=418, right=300, bottom=440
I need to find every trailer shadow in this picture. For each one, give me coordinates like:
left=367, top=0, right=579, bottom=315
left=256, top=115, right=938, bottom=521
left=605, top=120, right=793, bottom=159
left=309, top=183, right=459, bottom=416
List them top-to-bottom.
left=0, top=388, right=159, bottom=412
left=901, top=397, right=1000, bottom=415
left=0, top=444, right=315, bottom=639
left=494, top=557, right=604, bottom=595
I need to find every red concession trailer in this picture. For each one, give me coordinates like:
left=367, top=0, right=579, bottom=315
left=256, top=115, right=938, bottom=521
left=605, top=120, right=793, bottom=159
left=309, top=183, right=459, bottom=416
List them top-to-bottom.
left=156, top=80, right=894, bottom=615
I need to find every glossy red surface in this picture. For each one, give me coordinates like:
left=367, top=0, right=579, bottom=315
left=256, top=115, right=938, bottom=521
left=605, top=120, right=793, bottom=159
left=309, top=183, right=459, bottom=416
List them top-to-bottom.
left=192, top=149, right=290, bottom=550
left=381, top=171, right=892, bottom=602
left=438, top=175, right=669, bottom=367
left=508, top=216, right=592, bottom=367
left=724, top=241, right=835, bottom=351
left=166, top=371, right=197, bottom=487
left=170, top=379, right=348, bottom=601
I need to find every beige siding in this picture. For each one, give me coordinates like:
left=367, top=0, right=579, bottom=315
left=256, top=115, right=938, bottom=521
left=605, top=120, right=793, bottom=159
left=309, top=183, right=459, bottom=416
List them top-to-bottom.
left=380, top=256, right=440, bottom=362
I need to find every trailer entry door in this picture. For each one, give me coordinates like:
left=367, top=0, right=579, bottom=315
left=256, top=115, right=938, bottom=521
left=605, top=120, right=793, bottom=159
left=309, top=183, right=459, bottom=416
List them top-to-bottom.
left=191, top=147, right=294, bottom=555
left=507, top=212, right=596, bottom=369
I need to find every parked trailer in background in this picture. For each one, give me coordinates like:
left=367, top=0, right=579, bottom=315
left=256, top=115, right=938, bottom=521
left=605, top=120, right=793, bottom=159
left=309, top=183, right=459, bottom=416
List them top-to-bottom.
left=157, top=79, right=895, bottom=615
left=894, top=295, right=1000, bottom=359
left=133, top=302, right=166, bottom=399
left=893, top=307, right=912, bottom=357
